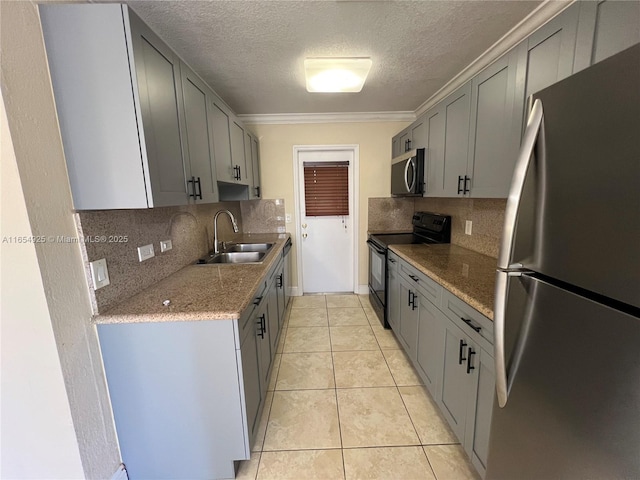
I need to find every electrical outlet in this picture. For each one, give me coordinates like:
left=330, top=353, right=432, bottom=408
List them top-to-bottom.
left=285, top=214, right=292, bottom=223
left=465, top=220, right=473, bottom=235
left=160, top=239, right=172, bottom=252
left=137, top=244, right=155, bottom=262
left=89, top=258, right=110, bottom=289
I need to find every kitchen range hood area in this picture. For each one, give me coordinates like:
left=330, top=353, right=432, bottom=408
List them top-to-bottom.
left=2, top=1, right=639, bottom=480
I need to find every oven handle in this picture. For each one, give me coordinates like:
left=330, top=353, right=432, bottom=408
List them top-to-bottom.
left=366, top=239, right=386, bottom=255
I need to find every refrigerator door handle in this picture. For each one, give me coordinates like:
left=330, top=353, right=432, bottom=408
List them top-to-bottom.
left=497, top=99, right=544, bottom=270
left=494, top=270, right=523, bottom=408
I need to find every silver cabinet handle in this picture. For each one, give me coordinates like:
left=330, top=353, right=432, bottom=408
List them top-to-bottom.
left=497, top=99, right=544, bottom=270
left=404, top=158, right=416, bottom=192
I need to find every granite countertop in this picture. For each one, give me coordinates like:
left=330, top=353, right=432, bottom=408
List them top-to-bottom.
left=94, top=233, right=290, bottom=324
left=389, top=244, right=497, bottom=320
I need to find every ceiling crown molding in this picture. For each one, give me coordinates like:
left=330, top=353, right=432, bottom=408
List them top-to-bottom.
left=415, top=0, right=574, bottom=117
left=238, top=111, right=416, bottom=125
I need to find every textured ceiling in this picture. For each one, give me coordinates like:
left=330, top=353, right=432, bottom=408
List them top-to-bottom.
left=124, top=0, right=542, bottom=115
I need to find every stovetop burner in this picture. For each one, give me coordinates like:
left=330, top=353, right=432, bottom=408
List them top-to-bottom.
left=369, top=212, right=451, bottom=248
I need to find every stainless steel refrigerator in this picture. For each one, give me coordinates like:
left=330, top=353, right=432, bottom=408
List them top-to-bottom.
left=487, top=44, right=640, bottom=479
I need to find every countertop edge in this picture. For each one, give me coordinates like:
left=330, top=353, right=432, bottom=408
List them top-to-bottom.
left=93, top=233, right=290, bottom=325
left=389, top=245, right=495, bottom=320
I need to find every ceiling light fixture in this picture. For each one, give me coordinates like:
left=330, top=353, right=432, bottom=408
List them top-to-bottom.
left=304, top=57, right=372, bottom=93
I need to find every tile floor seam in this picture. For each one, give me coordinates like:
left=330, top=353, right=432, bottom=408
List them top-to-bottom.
left=327, top=305, right=348, bottom=479
left=422, top=445, right=440, bottom=480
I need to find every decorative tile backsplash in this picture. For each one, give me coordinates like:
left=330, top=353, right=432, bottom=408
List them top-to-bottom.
left=368, top=197, right=507, bottom=258
left=77, top=199, right=285, bottom=314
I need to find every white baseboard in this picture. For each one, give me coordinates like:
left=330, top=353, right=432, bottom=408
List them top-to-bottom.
left=289, top=286, right=369, bottom=296
left=289, top=286, right=301, bottom=297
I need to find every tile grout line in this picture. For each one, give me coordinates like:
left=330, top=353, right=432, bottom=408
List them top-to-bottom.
left=326, top=303, right=347, bottom=480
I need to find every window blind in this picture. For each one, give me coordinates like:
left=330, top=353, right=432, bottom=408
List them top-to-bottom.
left=303, top=161, right=349, bottom=216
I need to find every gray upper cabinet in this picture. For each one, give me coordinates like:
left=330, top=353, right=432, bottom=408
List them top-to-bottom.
left=574, top=0, right=640, bottom=71
left=517, top=3, right=580, bottom=102
left=40, top=4, right=190, bottom=209
left=127, top=11, right=190, bottom=207
left=466, top=49, right=521, bottom=198
left=180, top=63, right=219, bottom=203
left=424, top=82, right=472, bottom=197
left=210, top=99, right=235, bottom=183
left=411, top=117, right=428, bottom=150
left=230, top=119, right=250, bottom=185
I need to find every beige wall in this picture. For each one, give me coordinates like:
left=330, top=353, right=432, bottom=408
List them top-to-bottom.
left=1, top=2, right=120, bottom=477
left=1, top=92, right=85, bottom=480
left=250, top=121, right=410, bottom=289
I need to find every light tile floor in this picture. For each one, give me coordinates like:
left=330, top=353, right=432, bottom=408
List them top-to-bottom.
left=237, top=294, right=480, bottom=480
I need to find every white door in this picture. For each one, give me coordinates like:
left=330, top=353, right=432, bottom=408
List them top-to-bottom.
left=296, top=148, right=355, bottom=293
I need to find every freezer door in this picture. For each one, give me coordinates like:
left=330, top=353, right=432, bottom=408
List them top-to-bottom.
left=498, top=45, right=640, bottom=308
left=487, top=272, right=640, bottom=479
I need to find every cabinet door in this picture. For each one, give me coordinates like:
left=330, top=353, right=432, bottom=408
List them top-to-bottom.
left=574, top=0, right=640, bottom=71
left=128, top=11, right=189, bottom=207
left=467, top=50, right=520, bottom=198
left=180, top=63, right=218, bottom=203
left=443, top=83, right=472, bottom=197
left=210, top=100, right=234, bottom=183
left=424, top=105, right=444, bottom=196
left=410, top=117, right=427, bottom=149
left=230, top=119, right=249, bottom=185
left=399, top=130, right=412, bottom=153
left=244, top=131, right=255, bottom=193
left=251, top=136, right=261, bottom=198
left=392, top=136, right=400, bottom=159
left=387, top=262, right=401, bottom=333
left=276, top=265, right=286, bottom=330
left=398, top=276, right=419, bottom=360
left=267, top=279, right=280, bottom=358
left=416, top=295, right=445, bottom=398
left=256, top=304, right=272, bottom=393
left=439, top=321, right=473, bottom=441
left=240, top=323, right=262, bottom=443
left=465, top=347, right=495, bottom=477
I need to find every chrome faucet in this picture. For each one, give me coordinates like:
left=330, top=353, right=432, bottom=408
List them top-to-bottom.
left=213, top=210, right=239, bottom=254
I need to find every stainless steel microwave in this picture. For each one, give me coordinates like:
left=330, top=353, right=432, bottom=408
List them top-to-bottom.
left=391, top=148, right=425, bottom=196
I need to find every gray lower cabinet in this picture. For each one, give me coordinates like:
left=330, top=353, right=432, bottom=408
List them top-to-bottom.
left=40, top=4, right=191, bottom=209
left=180, top=63, right=219, bottom=203
left=387, top=253, right=401, bottom=332
left=388, top=255, right=495, bottom=478
left=397, top=275, right=419, bottom=360
left=415, top=294, right=445, bottom=398
left=255, top=295, right=273, bottom=392
left=239, top=311, right=263, bottom=444
left=98, top=319, right=248, bottom=480
left=465, top=347, right=495, bottom=476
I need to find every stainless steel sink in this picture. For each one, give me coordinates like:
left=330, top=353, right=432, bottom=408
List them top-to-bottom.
left=225, top=242, right=274, bottom=253
left=197, top=251, right=266, bottom=265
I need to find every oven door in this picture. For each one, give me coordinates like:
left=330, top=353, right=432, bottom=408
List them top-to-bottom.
left=367, top=239, right=387, bottom=327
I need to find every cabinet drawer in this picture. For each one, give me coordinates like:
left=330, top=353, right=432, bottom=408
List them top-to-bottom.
left=388, top=251, right=400, bottom=272
left=399, top=261, right=442, bottom=305
left=239, top=282, right=267, bottom=346
left=441, top=290, right=493, bottom=347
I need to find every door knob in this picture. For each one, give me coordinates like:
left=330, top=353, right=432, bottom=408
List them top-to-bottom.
left=302, top=224, right=307, bottom=228
left=302, top=233, right=308, bottom=238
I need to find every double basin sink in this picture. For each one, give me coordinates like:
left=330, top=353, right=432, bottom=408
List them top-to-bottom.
left=196, top=243, right=274, bottom=265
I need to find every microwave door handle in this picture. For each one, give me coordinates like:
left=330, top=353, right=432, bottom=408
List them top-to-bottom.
left=497, top=99, right=544, bottom=270
left=404, top=158, right=416, bottom=193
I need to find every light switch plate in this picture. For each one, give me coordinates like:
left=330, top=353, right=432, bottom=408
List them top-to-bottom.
left=465, top=220, right=473, bottom=235
left=160, top=239, right=172, bottom=252
left=137, top=244, right=155, bottom=262
left=89, top=258, right=110, bottom=289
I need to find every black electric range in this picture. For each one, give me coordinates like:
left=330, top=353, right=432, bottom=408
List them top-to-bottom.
left=367, top=212, right=451, bottom=328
